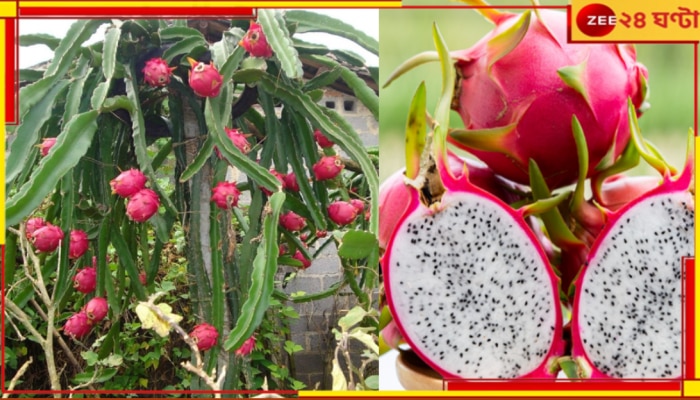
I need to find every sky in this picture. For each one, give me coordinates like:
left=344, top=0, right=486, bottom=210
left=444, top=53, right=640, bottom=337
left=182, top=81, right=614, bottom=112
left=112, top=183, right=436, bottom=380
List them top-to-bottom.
left=18, top=9, right=379, bottom=69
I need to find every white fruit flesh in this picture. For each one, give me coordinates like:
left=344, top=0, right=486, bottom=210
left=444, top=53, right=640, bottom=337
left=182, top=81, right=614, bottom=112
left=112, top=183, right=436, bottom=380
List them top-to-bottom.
left=387, top=191, right=558, bottom=378
left=577, top=191, right=693, bottom=378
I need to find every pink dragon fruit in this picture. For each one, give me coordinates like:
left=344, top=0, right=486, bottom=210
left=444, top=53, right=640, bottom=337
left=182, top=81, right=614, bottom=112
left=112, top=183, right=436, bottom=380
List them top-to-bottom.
left=440, top=9, right=648, bottom=189
left=240, top=22, right=273, bottom=58
left=383, top=32, right=564, bottom=379
left=142, top=57, right=176, bottom=87
left=187, top=57, right=223, bottom=98
left=570, top=123, right=694, bottom=379
left=215, top=127, right=251, bottom=158
left=313, top=129, right=334, bottom=148
left=40, top=137, right=57, bottom=156
left=312, top=155, right=344, bottom=181
left=110, top=169, right=147, bottom=198
left=261, top=169, right=285, bottom=196
left=283, top=172, right=300, bottom=192
left=596, top=174, right=660, bottom=212
left=211, top=181, right=241, bottom=210
left=126, top=189, right=160, bottom=222
left=349, top=199, right=365, bottom=214
left=327, top=201, right=358, bottom=226
left=279, top=211, right=306, bottom=232
left=25, top=217, right=47, bottom=240
left=31, top=224, right=64, bottom=253
left=68, top=229, right=89, bottom=260
left=315, top=230, right=327, bottom=238
left=291, top=249, right=311, bottom=269
left=73, top=267, right=97, bottom=294
left=139, top=271, right=147, bottom=285
left=84, top=297, right=108, bottom=323
left=63, top=311, right=92, bottom=338
left=190, top=323, right=219, bottom=351
left=235, top=335, right=257, bottom=356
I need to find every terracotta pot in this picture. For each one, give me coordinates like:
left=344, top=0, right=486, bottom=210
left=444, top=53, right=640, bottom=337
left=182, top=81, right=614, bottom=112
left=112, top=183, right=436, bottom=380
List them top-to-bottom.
left=395, top=350, right=444, bottom=390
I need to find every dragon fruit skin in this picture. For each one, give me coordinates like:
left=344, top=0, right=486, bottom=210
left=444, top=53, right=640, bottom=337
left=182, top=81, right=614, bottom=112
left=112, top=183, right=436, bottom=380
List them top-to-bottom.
left=449, top=9, right=648, bottom=189
left=240, top=22, right=273, bottom=58
left=142, top=57, right=176, bottom=87
left=187, top=57, right=223, bottom=98
left=215, top=127, right=251, bottom=159
left=313, top=129, right=335, bottom=148
left=40, top=138, right=57, bottom=156
left=571, top=154, right=693, bottom=379
left=312, top=155, right=344, bottom=181
left=110, top=169, right=147, bottom=198
left=261, top=169, right=285, bottom=196
left=283, top=172, right=300, bottom=192
left=211, top=181, right=241, bottom=210
left=126, top=189, right=160, bottom=222
left=327, top=201, right=358, bottom=226
left=279, top=211, right=306, bottom=232
left=25, top=217, right=47, bottom=240
left=31, top=225, right=64, bottom=253
left=68, top=229, right=89, bottom=260
left=291, top=249, right=312, bottom=269
left=73, top=267, right=97, bottom=294
left=84, top=297, right=109, bottom=323
left=63, top=311, right=92, bottom=338
left=190, top=323, right=219, bottom=351
left=235, top=335, right=257, bottom=357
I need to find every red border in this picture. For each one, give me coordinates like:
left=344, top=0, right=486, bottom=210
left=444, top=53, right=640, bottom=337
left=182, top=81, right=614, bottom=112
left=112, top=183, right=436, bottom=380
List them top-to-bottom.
left=684, top=258, right=695, bottom=381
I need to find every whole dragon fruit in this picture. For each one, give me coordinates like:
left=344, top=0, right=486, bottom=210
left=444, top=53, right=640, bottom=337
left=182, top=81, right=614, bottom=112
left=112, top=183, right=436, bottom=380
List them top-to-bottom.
left=409, top=9, right=647, bottom=189
left=240, top=22, right=273, bottom=58
left=383, top=30, right=564, bottom=379
left=142, top=57, right=176, bottom=87
left=187, top=57, right=223, bottom=98
left=570, top=121, right=695, bottom=378
left=313, top=129, right=334, bottom=148
left=40, top=137, right=56, bottom=156
left=312, top=155, right=344, bottom=181
left=110, top=169, right=147, bottom=198
left=283, top=172, right=300, bottom=192
left=211, top=181, right=241, bottom=210
left=126, top=189, right=160, bottom=222
left=327, top=201, right=358, bottom=226
left=279, top=211, right=306, bottom=232
left=31, top=224, right=64, bottom=253
left=68, top=229, right=89, bottom=260
left=73, top=267, right=97, bottom=294
left=85, top=297, right=109, bottom=323
left=63, top=311, right=92, bottom=338
left=190, top=323, right=219, bottom=351
left=235, top=335, right=257, bottom=356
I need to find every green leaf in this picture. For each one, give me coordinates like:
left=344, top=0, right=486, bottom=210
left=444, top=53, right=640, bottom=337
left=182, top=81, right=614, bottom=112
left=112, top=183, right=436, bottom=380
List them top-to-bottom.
left=258, top=9, right=303, bottom=79
left=286, top=10, right=378, bottom=55
left=45, top=20, right=106, bottom=77
left=102, top=26, right=120, bottom=82
left=19, top=33, right=60, bottom=50
left=162, top=36, right=207, bottom=63
left=302, top=66, right=342, bottom=92
left=19, top=69, right=44, bottom=82
left=7, top=79, right=70, bottom=186
left=90, top=81, right=111, bottom=110
left=405, top=81, right=427, bottom=179
left=6, top=111, right=98, bottom=226
left=179, top=136, right=214, bottom=182
left=224, top=192, right=285, bottom=351
left=111, top=225, right=147, bottom=300
left=338, top=230, right=378, bottom=260
left=338, top=306, right=369, bottom=331
left=72, top=368, right=117, bottom=384
left=364, top=375, right=379, bottom=390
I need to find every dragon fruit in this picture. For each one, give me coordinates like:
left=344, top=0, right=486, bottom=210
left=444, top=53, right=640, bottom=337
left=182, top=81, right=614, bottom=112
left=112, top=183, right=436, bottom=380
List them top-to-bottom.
left=388, top=8, right=648, bottom=189
left=240, top=22, right=273, bottom=58
left=383, top=29, right=564, bottom=379
left=142, top=57, right=176, bottom=87
left=187, top=57, right=223, bottom=98
left=569, top=115, right=694, bottom=379
left=215, top=127, right=251, bottom=158
left=313, top=129, right=334, bottom=148
left=40, top=137, right=56, bottom=156
left=312, top=155, right=344, bottom=181
left=110, top=169, right=147, bottom=198
left=261, top=169, right=285, bottom=196
left=283, top=172, right=300, bottom=192
left=596, top=174, right=660, bottom=212
left=211, top=181, right=241, bottom=210
left=126, top=189, right=160, bottom=222
left=350, top=199, right=365, bottom=214
left=328, top=201, right=358, bottom=226
left=279, top=211, right=306, bottom=232
left=25, top=217, right=47, bottom=240
left=31, top=224, right=64, bottom=253
left=68, top=229, right=89, bottom=260
left=291, top=249, right=312, bottom=269
left=73, top=267, right=97, bottom=294
left=85, top=297, right=108, bottom=323
left=63, top=311, right=91, bottom=338
left=190, top=323, right=219, bottom=351
left=235, top=335, right=257, bottom=357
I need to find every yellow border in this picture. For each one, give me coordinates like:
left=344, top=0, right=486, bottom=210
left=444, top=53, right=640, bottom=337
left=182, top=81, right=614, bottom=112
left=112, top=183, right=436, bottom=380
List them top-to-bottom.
left=0, top=18, right=5, bottom=245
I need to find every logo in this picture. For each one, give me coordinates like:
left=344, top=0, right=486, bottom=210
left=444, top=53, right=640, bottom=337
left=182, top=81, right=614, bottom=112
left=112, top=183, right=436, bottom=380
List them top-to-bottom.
left=576, top=3, right=617, bottom=37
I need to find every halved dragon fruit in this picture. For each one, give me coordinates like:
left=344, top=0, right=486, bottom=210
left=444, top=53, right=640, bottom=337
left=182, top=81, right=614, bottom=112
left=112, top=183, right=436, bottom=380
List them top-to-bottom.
left=383, top=27, right=564, bottom=379
left=570, top=121, right=695, bottom=378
